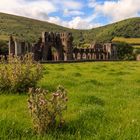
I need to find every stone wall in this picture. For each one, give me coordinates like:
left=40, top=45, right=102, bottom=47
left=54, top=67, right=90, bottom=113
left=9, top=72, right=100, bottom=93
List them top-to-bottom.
left=9, top=32, right=118, bottom=61
left=9, top=36, right=32, bottom=56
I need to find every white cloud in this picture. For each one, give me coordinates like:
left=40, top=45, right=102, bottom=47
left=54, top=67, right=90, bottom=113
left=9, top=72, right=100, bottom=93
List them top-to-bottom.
left=0, top=0, right=57, bottom=20
left=89, top=0, right=140, bottom=22
left=62, top=1, right=83, bottom=10
left=63, top=9, right=84, bottom=17
left=46, top=16, right=101, bottom=29
left=66, top=16, right=101, bottom=29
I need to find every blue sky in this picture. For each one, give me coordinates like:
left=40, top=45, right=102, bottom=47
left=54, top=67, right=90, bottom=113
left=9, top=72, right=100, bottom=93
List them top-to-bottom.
left=0, top=0, right=140, bottom=29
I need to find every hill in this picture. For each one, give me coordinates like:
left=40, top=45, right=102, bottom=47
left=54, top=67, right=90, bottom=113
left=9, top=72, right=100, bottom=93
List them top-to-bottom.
left=0, top=12, right=140, bottom=44
left=83, top=18, right=140, bottom=43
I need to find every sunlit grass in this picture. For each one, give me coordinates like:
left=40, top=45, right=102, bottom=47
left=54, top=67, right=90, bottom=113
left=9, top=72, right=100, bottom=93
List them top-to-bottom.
left=0, top=35, right=9, bottom=41
left=112, top=37, right=140, bottom=45
left=133, top=45, right=140, bottom=49
left=0, top=62, right=140, bottom=139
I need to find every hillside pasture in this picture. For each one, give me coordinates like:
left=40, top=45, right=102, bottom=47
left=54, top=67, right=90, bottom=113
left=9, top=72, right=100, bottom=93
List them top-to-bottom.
left=0, top=35, right=9, bottom=41
left=112, top=37, right=140, bottom=45
left=133, top=45, right=140, bottom=49
left=0, top=62, right=140, bottom=139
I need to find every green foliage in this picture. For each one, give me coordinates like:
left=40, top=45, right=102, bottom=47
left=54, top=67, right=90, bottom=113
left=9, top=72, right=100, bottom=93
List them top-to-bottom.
left=0, top=40, right=8, bottom=55
left=116, top=42, right=134, bottom=60
left=0, top=54, right=43, bottom=93
left=28, top=86, right=68, bottom=134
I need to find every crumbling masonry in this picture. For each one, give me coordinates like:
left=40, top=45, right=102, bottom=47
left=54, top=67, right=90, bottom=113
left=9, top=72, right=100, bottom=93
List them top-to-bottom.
left=9, top=32, right=118, bottom=61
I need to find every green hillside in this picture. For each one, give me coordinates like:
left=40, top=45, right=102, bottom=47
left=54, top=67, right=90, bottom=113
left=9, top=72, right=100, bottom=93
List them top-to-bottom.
left=0, top=12, right=140, bottom=44
left=84, top=18, right=140, bottom=43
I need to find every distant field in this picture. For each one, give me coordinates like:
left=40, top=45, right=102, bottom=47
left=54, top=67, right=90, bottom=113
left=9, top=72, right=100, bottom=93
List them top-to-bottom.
left=0, top=35, right=9, bottom=41
left=112, top=37, right=140, bottom=45
left=133, top=45, right=140, bottom=49
left=0, top=62, right=140, bottom=139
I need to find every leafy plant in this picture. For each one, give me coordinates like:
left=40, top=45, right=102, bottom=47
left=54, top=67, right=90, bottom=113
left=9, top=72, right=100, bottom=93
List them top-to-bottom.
left=0, top=40, right=8, bottom=55
left=116, top=42, right=134, bottom=60
left=0, top=53, right=43, bottom=93
left=28, top=85, right=68, bottom=134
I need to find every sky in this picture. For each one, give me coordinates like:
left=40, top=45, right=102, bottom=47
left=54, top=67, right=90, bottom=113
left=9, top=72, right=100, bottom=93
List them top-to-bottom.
left=0, top=0, right=140, bottom=29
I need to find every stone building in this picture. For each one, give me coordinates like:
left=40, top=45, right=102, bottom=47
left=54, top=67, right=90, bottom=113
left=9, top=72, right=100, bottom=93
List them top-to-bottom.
left=9, top=32, right=118, bottom=61
left=20, top=32, right=74, bottom=61
left=9, top=35, right=32, bottom=56
left=73, top=42, right=118, bottom=60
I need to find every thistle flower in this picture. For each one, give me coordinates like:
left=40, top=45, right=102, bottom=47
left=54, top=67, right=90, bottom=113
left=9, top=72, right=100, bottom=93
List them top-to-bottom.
left=28, top=86, right=68, bottom=134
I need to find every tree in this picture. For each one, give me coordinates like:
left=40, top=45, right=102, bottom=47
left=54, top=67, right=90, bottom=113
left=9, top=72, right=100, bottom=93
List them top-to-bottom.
left=78, top=32, right=85, bottom=47
left=0, top=40, right=8, bottom=56
left=116, top=42, right=134, bottom=60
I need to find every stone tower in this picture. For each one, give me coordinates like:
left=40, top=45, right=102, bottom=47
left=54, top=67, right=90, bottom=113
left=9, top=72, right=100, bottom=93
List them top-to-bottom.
left=41, top=32, right=64, bottom=61
left=60, top=32, right=73, bottom=60
left=9, top=35, right=15, bottom=55
left=9, top=35, right=32, bottom=56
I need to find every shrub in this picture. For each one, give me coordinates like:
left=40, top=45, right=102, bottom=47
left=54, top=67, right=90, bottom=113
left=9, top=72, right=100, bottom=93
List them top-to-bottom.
left=0, top=40, right=8, bottom=56
left=116, top=42, right=134, bottom=60
left=0, top=54, right=43, bottom=93
left=28, top=86, right=68, bottom=134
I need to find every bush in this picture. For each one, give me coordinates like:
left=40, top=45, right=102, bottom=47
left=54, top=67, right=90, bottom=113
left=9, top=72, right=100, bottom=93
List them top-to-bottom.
left=0, top=40, right=8, bottom=56
left=116, top=42, right=134, bottom=60
left=0, top=54, right=43, bottom=93
left=28, top=86, right=68, bottom=134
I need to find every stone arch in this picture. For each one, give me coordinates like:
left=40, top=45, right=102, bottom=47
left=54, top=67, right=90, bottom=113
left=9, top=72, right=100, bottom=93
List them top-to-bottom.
left=46, top=43, right=64, bottom=61
left=50, top=46, right=59, bottom=61
left=82, top=52, right=87, bottom=59
left=100, top=53, right=104, bottom=60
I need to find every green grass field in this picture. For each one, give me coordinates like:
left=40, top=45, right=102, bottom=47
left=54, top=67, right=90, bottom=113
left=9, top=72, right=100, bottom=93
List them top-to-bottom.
left=0, top=35, right=9, bottom=41
left=112, top=37, right=140, bottom=45
left=133, top=45, right=140, bottom=49
left=0, top=62, right=140, bottom=140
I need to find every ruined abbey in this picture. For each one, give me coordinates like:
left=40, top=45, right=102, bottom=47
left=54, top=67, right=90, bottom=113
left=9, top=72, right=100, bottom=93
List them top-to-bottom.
left=9, top=32, right=118, bottom=61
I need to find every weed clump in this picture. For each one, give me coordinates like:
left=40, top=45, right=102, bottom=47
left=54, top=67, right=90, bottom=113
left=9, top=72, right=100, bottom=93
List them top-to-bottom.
left=0, top=54, right=43, bottom=93
left=28, top=85, right=68, bottom=134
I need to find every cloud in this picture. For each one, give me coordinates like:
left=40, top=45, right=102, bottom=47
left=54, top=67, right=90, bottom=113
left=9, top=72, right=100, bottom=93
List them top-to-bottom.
left=0, top=0, right=57, bottom=20
left=89, top=0, right=140, bottom=22
left=63, top=9, right=84, bottom=17
left=50, top=16, right=101, bottom=29
left=68, top=17, right=93, bottom=29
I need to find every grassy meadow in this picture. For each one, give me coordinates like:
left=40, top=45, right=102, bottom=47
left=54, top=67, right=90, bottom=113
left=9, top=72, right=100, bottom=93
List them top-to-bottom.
left=112, top=37, right=140, bottom=45
left=133, top=45, right=140, bottom=49
left=0, top=62, right=140, bottom=140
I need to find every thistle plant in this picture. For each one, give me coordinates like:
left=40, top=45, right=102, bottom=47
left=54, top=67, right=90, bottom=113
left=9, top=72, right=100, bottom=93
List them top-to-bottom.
left=0, top=53, right=43, bottom=93
left=28, top=85, right=68, bottom=134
